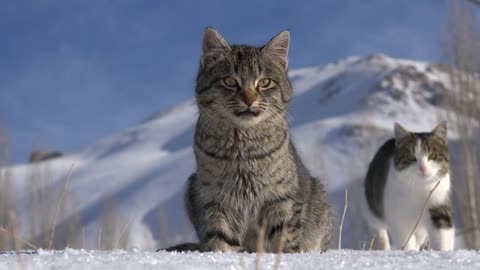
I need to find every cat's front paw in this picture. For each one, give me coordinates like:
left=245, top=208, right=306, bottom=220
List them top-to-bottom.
left=207, top=240, right=242, bottom=252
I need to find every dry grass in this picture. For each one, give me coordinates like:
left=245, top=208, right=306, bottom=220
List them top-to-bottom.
left=444, top=0, right=480, bottom=249
left=0, top=119, right=141, bottom=251
left=0, top=128, right=16, bottom=250
left=0, top=142, right=133, bottom=251
left=27, top=163, right=55, bottom=248
left=48, top=164, right=75, bottom=249
left=0, top=167, right=135, bottom=251
left=338, top=188, right=348, bottom=250
left=97, top=195, right=131, bottom=250
left=157, top=204, right=170, bottom=248
left=10, top=211, right=25, bottom=270
left=114, top=215, right=134, bottom=249
left=97, top=224, right=103, bottom=250
left=239, top=224, right=286, bottom=270
left=254, top=224, right=266, bottom=270
left=0, top=227, right=37, bottom=250
left=82, top=227, right=85, bottom=249
left=273, top=228, right=286, bottom=270
left=368, top=235, right=376, bottom=251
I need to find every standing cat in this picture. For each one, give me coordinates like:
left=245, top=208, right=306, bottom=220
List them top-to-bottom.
left=165, top=28, right=334, bottom=253
left=363, top=121, right=454, bottom=251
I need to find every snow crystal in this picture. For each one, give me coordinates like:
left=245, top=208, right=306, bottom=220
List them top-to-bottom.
left=0, top=249, right=479, bottom=270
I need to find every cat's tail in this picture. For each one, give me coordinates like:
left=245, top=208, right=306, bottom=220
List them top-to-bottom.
left=157, top=242, right=203, bottom=252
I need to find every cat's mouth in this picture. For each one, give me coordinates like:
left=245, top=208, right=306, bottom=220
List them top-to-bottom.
left=234, top=109, right=261, bottom=117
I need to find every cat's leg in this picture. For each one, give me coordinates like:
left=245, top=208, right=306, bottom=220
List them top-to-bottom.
left=185, top=175, right=242, bottom=252
left=258, top=179, right=334, bottom=253
left=362, top=194, right=390, bottom=250
left=258, top=197, right=302, bottom=253
left=199, top=202, right=243, bottom=252
left=427, top=204, right=454, bottom=251
left=364, top=214, right=391, bottom=250
left=388, top=224, right=418, bottom=251
left=414, top=226, right=429, bottom=250
left=370, top=227, right=391, bottom=250
left=428, top=227, right=454, bottom=251
left=403, top=235, right=419, bottom=251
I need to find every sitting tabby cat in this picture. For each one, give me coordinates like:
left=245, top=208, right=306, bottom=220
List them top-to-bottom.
left=165, top=28, right=334, bottom=253
left=363, top=121, right=454, bottom=251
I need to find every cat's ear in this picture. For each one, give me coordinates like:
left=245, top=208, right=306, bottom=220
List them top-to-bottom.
left=201, top=27, right=231, bottom=68
left=262, top=30, right=290, bottom=70
left=432, top=121, right=447, bottom=141
left=394, top=122, right=409, bottom=141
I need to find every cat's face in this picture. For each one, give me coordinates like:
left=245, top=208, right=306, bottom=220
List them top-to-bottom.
left=195, top=28, right=292, bottom=128
left=393, top=121, right=449, bottom=181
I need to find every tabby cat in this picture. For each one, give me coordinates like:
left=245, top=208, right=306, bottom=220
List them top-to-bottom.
left=164, top=28, right=334, bottom=253
left=363, top=121, right=454, bottom=251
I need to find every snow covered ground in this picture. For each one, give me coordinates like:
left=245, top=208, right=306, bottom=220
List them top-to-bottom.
left=1, top=249, right=480, bottom=270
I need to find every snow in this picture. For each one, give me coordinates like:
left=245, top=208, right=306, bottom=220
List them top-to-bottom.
left=0, top=54, right=468, bottom=251
left=0, top=249, right=479, bottom=270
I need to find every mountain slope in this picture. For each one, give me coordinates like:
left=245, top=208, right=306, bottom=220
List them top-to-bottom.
left=2, top=54, right=458, bottom=250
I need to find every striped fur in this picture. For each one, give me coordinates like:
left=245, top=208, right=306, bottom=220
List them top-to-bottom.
left=167, top=28, right=334, bottom=253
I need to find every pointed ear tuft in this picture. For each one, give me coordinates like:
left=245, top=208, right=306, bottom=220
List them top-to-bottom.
left=201, top=27, right=231, bottom=69
left=202, top=27, right=230, bottom=54
left=262, top=30, right=290, bottom=70
left=432, top=121, right=447, bottom=140
left=394, top=122, right=409, bottom=141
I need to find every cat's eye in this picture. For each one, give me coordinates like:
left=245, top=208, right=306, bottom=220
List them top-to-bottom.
left=223, top=77, right=238, bottom=88
left=257, top=78, right=271, bottom=89
left=428, top=154, right=437, bottom=160
left=408, top=156, right=417, bottom=162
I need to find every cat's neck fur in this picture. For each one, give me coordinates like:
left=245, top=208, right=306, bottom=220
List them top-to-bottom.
left=197, top=111, right=288, bottom=134
left=195, top=113, right=289, bottom=161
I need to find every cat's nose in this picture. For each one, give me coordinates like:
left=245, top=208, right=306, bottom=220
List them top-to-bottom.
left=241, top=90, right=257, bottom=106
left=419, top=164, right=427, bottom=175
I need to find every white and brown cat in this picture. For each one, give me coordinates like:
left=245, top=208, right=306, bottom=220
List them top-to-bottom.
left=363, top=121, right=454, bottom=251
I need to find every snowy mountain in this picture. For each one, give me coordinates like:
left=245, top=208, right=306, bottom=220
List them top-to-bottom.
left=2, top=54, right=458, bottom=250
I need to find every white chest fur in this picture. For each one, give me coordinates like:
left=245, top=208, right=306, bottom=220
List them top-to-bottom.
left=383, top=160, right=452, bottom=249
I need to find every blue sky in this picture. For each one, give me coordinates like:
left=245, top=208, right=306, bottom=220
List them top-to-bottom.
left=0, top=0, right=447, bottom=163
